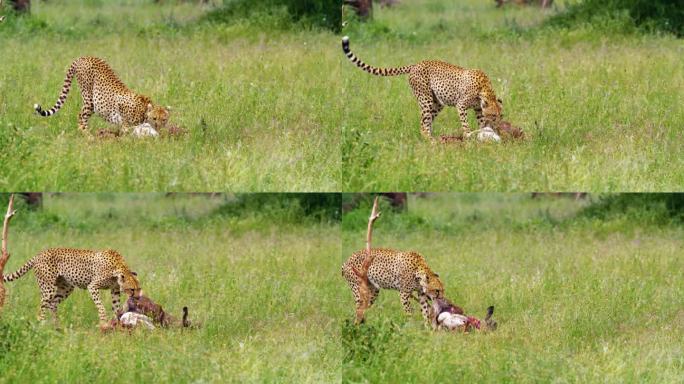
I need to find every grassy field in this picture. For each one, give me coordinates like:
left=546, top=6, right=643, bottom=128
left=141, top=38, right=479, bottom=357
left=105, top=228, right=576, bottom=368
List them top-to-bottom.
left=340, top=0, right=684, bottom=191
left=0, top=1, right=341, bottom=191
left=2, top=1, right=681, bottom=192
left=0, top=194, right=343, bottom=382
left=341, top=194, right=683, bottom=382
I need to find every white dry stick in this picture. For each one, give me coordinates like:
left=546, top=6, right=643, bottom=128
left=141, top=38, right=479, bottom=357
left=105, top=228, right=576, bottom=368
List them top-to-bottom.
left=0, top=194, right=17, bottom=311
left=1, top=194, right=16, bottom=268
left=352, top=195, right=382, bottom=324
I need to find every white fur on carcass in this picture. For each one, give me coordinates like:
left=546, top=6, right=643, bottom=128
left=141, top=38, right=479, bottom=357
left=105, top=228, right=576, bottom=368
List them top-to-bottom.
left=132, top=123, right=159, bottom=138
left=477, top=127, right=501, bottom=142
left=120, top=312, right=156, bottom=329
left=437, top=312, right=469, bottom=330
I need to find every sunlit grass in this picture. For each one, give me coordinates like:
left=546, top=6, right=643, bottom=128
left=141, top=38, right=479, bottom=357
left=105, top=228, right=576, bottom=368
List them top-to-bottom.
left=340, top=0, right=684, bottom=191
left=0, top=1, right=341, bottom=191
left=0, top=194, right=342, bottom=382
left=341, top=194, right=684, bottom=382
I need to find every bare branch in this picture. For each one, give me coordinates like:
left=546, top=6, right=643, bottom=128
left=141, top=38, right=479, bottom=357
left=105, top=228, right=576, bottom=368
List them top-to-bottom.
left=0, top=194, right=16, bottom=312
left=1, top=194, right=16, bottom=268
left=352, top=196, right=381, bottom=324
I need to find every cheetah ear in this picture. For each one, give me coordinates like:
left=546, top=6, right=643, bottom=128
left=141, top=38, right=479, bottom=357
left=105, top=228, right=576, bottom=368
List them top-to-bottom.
left=480, top=98, right=489, bottom=109
left=497, top=98, right=503, bottom=107
left=146, top=103, right=153, bottom=112
left=166, top=105, right=172, bottom=112
left=130, top=271, right=138, bottom=277
left=433, top=273, right=439, bottom=278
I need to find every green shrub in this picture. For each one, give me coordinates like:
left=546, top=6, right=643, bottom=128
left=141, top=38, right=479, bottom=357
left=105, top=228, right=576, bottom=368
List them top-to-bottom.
left=203, top=0, right=342, bottom=32
left=547, top=0, right=684, bottom=36
left=211, top=193, right=341, bottom=223
left=578, top=193, right=684, bottom=224
left=340, top=319, right=403, bottom=364
left=0, top=320, right=49, bottom=367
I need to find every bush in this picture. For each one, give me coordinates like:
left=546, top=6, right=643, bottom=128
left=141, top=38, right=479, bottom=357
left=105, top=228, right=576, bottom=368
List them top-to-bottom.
left=203, top=0, right=341, bottom=32
left=547, top=0, right=684, bottom=36
left=211, top=193, right=341, bottom=223
left=578, top=193, right=684, bottom=225
left=340, top=319, right=403, bottom=364
left=0, top=320, right=48, bottom=367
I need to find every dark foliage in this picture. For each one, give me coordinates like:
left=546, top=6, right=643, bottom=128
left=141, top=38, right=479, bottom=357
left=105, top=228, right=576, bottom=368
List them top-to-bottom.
left=203, top=0, right=342, bottom=32
left=547, top=0, right=684, bottom=36
left=212, top=193, right=341, bottom=222
left=579, top=193, right=684, bottom=224
left=341, top=319, right=402, bottom=363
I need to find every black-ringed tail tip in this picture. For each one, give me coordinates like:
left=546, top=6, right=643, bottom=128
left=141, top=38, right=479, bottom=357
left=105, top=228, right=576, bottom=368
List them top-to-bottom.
left=342, top=36, right=350, bottom=52
left=34, top=104, right=49, bottom=116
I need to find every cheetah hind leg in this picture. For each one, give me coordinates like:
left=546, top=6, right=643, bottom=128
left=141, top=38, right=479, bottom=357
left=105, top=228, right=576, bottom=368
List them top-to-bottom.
left=409, top=76, right=440, bottom=142
left=77, top=101, right=94, bottom=137
left=37, top=279, right=57, bottom=324
left=48, top=280, right=73, bottom=330
left=369, top=284, right=380, bottom=306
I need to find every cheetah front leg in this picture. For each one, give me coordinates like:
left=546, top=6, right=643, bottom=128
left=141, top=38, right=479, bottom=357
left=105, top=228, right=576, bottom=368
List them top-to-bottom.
left=456, top=103, right=472, bottom=137
left=474, top=106, right=486, bottom=129
left=121, top=124, right=132, bottom=135
left=87, top=284, right=109, bottom=327
left=111, top=286, right=122, bottom=314
left=399, top=290, right=414, bottom=314
left=418, top=293, right=432, bottom=325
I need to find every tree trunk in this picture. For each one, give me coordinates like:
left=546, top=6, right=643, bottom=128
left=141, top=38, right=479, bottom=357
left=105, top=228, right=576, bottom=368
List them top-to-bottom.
left=9, top=0, right=30, bottom=13
left=345, top=0, right=373, bottom=19
left=378, top=0, right=399, bottom=7
left=20, top=192, right=42, bottom=209
left=380, top=193, right=407, bottom=211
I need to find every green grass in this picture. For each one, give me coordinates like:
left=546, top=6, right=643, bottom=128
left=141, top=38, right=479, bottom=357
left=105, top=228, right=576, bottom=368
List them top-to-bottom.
left=340, top=0, right=684, bottom=191
left=0, top=1, right=341, bottom=191
left=1, top=1, right=682, bottom=191
left=0, top=194, right=343, bottom=382
left=341, top=194, right=683, bottom=382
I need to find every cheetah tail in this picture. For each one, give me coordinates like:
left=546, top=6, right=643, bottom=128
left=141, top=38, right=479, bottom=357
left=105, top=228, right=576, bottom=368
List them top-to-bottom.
left=342, top=36, right=412, bottom=77
left=34, top=60, right=78, bottom=117
left=3, top=257, right=35, bottom=282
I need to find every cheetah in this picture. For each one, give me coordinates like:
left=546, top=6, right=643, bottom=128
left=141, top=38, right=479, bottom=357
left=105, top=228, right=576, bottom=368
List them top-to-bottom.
left=342, top=36, right=503, bottom=140
left=34, top=56, right=169, bottom=136
left=2, top=248, right=141, bottom=328
left=342, top=248, right=444, bottom=322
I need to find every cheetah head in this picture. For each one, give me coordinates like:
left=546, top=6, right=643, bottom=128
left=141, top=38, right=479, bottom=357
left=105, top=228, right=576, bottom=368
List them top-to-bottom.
left=480, top=97, right=503, bottom=131
left=146, top=103, right=170, bottom=130
left=117, top=271, right=141, bottom=299
left=417, top=271, right=445, bottom=301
